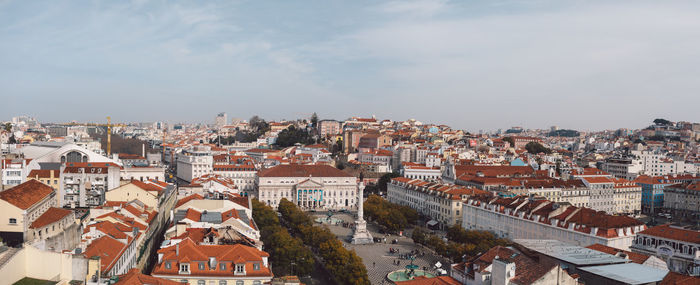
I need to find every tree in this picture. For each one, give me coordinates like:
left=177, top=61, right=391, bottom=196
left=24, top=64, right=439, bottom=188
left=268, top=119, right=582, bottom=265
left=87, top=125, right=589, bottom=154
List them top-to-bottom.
left=310, top=112, right=319, bottom=128
left=653, top=118, right=672, bottom=126
left=3, top=123, right=11, bottom=132
left=275, top=126, right=314, bottom=147
left=8, top=135, right=17, bottom=144
left=502, top=137, right=514, bottom=147
left=332, top=138, right=344, bottom=155
left=525, top=141, right=551, bottom=154
left=376, top=172, right=400, bottom=193
left=412, top=227, right=426, bottom=244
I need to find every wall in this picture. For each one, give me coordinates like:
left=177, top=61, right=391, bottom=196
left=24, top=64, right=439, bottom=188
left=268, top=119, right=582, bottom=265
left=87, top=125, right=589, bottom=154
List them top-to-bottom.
left=0, top=246, right=88, bottom=284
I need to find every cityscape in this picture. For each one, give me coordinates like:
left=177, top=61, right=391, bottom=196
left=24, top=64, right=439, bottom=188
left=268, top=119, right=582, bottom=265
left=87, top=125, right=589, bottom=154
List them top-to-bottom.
left=2, top=1, right=700, bottom=285
left=0, top=114, right=698, bottom=285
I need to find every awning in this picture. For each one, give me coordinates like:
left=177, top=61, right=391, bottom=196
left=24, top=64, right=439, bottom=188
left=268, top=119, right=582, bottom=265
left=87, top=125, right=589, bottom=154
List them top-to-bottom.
left=426, top=220, right=439, bottom=226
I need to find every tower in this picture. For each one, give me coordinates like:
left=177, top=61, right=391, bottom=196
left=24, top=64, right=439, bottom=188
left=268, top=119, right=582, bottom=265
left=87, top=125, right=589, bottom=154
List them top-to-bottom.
left=351, top=182, right=374, bottom=244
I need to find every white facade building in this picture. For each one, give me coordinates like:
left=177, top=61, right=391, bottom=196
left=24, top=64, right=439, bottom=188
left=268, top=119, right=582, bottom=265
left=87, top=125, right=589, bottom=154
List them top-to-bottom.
left=176, top=146, right=213, bottom=182
left=256, top=164, right=357, bottom=210
left=462, top=195, right=646, bottom=250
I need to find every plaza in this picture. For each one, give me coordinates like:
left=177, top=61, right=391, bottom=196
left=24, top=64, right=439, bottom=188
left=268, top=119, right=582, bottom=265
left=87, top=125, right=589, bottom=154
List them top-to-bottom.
left=317, top=212, right=450, bottom=284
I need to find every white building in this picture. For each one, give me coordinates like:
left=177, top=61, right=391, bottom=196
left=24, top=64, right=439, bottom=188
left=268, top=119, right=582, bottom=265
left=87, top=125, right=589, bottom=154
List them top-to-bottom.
left=215, top=112, right=227, bottom=129
left=176, top=146, right=213, bottom=182
left=1, top=158, right=28, bottom=189
left=60, top=162, right=121, bottom=208
left=401, top=162, right=442, bottom=181
left=256, top=164, right=357, bottom=210
left=388, top=177, right=489, bottom=228
left=663, top=181, right=700, bottom=219
left=462, top=195, right=646, bottom=250
left=631, top=224, right=700, bottom=275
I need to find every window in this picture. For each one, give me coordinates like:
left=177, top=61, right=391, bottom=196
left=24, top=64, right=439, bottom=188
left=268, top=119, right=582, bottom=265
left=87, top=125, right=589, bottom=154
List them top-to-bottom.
left=9, top=218, right=17, bottom=224
left=165, top=261, right=171, bottom=269
left=199, top=262, right=205, bottom=270
left=180, top=263, right=190, bottom=273
left=219, top=263, right=226, bottom=270
left=253, top=263, right=260, bottom=270
left=235, top=264, right=244, bottom=274
left=197, top=280, right=205, bottom=285
left=219, top=281, right=227, bottom=285
left=236, top=281, right=244, bottom=285
left=253, top=281, right=261, bottom=285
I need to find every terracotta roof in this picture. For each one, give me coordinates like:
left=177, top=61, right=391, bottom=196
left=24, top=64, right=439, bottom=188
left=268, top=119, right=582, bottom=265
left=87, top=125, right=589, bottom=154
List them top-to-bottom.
left=257, top=164, right=353, bottom=178
left=27, top=169, right=60, bottom=179
left=582, top=176, right=614, bottom=184
left=0, top=180, right=54, bottom=209
left=131, top=180, right=168, bottom=194
left=175, top=194, right=204, bottom=208
left=30, top=207, right=72, bottom=229
left=638, top=224, right=700, bottom=244
left=83, top=235, right=128, bottom=273
left=153, top=238, right=272, bottom=277
left=585, top=244, right=650, bottom=264
left=115, top=268, right=185, bottom=285
left=660, top=272, right=700, bottom=285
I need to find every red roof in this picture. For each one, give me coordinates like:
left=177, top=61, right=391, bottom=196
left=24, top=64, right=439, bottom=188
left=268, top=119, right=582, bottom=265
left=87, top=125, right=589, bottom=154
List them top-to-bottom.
left=257, top=164, right=352, bottom=178
left=27, top=169, right=60, bottom=179
left=0, top=180, right=54, bottom=209
left=30, top=207, right=72, bottom=229
left=638, top=224, right=700, bottom=244
left=83, top=235, right=128, bottom=273
left=153, top=239, right=272, bottom=277
left=585, top=244, right=650, bottom=264
left=660, top=272, right=700, bottom=285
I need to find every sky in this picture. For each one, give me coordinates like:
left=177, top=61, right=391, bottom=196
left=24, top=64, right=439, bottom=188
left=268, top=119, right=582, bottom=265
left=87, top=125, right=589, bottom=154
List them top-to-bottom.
left=1, top=0, right=700, bottom=131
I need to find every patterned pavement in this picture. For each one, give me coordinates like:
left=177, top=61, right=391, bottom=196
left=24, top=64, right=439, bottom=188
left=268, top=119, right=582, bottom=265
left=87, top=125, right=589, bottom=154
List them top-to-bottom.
left=317, top=213, right=448, bottom=285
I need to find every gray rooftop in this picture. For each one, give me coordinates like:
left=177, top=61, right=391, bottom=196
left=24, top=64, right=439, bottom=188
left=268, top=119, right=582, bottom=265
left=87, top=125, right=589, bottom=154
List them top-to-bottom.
left=201, top=211, right=222, bottom=223
left=515, top=239, right=629, bottom=266
left=578, top=263, right=669, bottom=284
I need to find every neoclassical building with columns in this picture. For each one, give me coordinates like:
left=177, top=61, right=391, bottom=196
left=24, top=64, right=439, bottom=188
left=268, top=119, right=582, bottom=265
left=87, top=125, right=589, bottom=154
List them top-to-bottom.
left=255, top=164, right=357, bottom=210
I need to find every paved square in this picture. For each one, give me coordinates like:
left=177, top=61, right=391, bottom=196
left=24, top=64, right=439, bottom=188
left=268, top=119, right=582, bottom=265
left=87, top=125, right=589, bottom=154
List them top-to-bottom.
left=316, top=213, right=449, bottom=285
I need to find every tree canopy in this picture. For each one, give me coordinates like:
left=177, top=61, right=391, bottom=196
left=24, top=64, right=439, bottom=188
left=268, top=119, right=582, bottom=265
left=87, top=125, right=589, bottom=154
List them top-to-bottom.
left=653, top=118, right=672, bottom=126
left=275, top=125, right=314, bottom=147
left=548, top=129, right=580, bottom=137
left=502, top=137, right=514, bottom=146
left=525, top=141, right=551, bottom=154
left=364, top=195, right=418, bottom=233
left=252, top=199, right=314, bottom=277
left=277, top=199, right=370, bottom=285
left=412, top=225, right=510, bottom=262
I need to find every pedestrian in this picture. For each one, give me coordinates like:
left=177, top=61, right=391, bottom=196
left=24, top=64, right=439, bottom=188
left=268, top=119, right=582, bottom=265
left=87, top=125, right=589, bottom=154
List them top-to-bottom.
left=373, top=262, right=375, bottom=268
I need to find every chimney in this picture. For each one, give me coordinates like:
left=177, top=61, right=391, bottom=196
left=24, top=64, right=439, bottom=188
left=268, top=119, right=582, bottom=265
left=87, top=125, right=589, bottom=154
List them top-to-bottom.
left=142, top=144, right=145, bottom=158
left=176, top=243, right=179, bottom=256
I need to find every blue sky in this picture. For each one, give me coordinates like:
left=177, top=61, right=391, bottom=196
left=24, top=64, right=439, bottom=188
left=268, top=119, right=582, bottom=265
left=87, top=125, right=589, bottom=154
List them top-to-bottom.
left=1, top=0, right=699, bottom=131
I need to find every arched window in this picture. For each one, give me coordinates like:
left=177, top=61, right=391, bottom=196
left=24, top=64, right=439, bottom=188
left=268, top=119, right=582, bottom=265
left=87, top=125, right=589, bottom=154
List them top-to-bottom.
left=64, top=151, right=85, bottom=163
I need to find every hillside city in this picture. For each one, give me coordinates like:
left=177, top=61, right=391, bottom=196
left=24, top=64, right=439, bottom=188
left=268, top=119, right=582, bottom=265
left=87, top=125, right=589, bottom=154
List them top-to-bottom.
left=0, top=114, right=698, bottom=285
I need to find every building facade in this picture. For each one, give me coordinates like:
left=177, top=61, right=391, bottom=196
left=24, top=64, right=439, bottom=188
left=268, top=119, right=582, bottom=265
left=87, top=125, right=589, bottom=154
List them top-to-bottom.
left=256, top=164, right=357, bottom=210
left=388, top=178, right=489, bottom=228
left=462, top=195, right=646, bottom=250
left=152, top=239, right=273, bottom=285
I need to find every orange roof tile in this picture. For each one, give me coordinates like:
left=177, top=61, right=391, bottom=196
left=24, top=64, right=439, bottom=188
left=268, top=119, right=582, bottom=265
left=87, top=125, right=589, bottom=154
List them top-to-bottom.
left=0, top=180, right=54, bottom=209
left=30, top=207, right=72, bottom=229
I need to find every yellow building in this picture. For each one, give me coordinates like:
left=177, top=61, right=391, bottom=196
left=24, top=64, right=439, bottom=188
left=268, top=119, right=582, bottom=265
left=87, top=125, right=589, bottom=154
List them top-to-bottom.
left=27, top=169, right=61, bottom=206
left=0, top=180, right=56, bottom=246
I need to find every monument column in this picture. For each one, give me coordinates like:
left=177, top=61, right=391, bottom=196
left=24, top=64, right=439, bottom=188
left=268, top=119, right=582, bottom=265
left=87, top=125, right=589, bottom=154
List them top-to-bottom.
left=351, top=181, right=373, bottom=244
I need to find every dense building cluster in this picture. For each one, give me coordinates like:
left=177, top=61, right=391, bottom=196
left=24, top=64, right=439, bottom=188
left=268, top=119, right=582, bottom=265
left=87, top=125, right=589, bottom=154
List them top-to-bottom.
left=1, top=114, right=699, bottom=284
